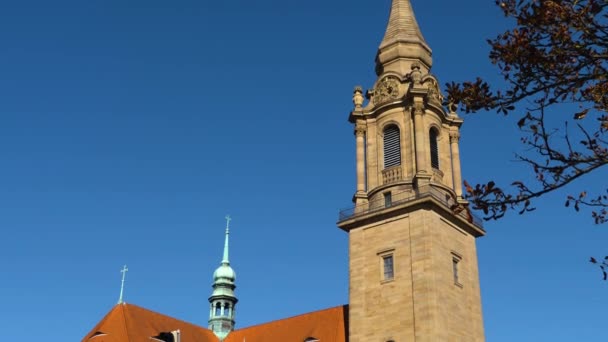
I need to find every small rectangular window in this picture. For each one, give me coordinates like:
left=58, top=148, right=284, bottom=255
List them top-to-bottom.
left=384, top=192, right=392, bottom=208
left=452, top=254, right=462, bottom=286
left=383, top=255, right=394, bottom=280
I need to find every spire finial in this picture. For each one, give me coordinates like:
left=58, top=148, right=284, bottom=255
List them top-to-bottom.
left=222, top=215, right=231, bottom=264
left=117, top=265, right=128, bottom=304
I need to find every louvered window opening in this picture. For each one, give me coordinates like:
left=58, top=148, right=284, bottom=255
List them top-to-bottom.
left=383, top=125, right=401, bottom=168
left=430, top=128, right=439, bottom=169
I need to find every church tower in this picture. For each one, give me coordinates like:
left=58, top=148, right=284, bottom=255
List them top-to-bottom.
left=337, top=1, right=486, bottom=341
left=208, top=216, right=238, bottom=341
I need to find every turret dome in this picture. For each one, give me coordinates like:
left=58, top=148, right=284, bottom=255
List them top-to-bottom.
left=213, top=263, right=236, bottom=282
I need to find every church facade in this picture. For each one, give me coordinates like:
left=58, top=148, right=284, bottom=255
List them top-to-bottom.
left=82, top=1, right=485, bottom=341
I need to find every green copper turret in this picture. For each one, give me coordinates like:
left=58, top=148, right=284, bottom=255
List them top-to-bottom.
left=208, top=216, right=238, bottom=341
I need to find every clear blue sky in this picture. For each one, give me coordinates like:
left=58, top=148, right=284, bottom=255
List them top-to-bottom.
left=0, top=1, right=606, bottom=341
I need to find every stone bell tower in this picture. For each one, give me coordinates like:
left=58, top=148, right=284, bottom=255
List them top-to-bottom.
left=337, top=1, right=485, bottom=341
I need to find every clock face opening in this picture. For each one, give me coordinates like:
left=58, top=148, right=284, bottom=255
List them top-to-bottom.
left=374, top=76, right=401, bottom=105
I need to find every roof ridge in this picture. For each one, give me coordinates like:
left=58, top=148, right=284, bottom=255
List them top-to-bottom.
left=123, top=303, right=213, bottom=331
left=120, top=304, right=132, bottom=342
left=233, top=304, right=347, bottom=332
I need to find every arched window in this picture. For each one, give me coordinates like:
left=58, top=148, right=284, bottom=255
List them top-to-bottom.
left=383, top=125, right=401, bottom=168
left=429, top=128, right=439, bottom=169
left=215, top=303, right=221, bottom=316
left=224, top=304, right=231, bottom=316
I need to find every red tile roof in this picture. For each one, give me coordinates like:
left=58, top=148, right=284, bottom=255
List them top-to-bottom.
left=81, top=303, right=217, bottom=342
left=82, top=303, right=348, bottom=342
left=226, top=305, right=348, bottom=342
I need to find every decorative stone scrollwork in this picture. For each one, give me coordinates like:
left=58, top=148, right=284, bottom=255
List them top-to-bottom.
left=373, top=76, right=401, bottom=105
left=425, top=78, right=443, bottom=104
left=353, top=86, right=364, bottom=109
left=448, top=101, right=459, bottom=115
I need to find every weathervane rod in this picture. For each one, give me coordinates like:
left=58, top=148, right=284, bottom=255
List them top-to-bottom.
left=222, top=215, right=231, bottom=264
left=118, top=265, right=128, bottom=304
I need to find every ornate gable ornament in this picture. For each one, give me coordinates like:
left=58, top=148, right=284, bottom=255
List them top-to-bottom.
left=372, top=75, right=402, bottom=105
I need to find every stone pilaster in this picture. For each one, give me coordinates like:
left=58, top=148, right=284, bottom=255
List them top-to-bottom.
left=413, top=100, right=431, bottom=190
left=355, top=121, right=367, bottom=195
left=449, top=131, right=464, bottom=200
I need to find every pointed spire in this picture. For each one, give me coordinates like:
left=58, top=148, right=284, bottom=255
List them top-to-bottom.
left=376, top=0, right=432, bottom=75
left=380, top=0, right=428, bottom=49
left=222, top=215, right=231, bottom=265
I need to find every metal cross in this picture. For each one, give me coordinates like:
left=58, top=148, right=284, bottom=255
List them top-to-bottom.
left=225, top=215, right=231, bottom=229
left=118, top=265, right=128, bottom=304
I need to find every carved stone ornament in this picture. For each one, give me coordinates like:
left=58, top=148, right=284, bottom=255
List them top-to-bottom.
left=410, top=62, right=423, bottom=85
left=373, top=76, right=401, bottom=105
left=425, top=79, right=443, bottom=104
left=353, top=86, right=364, bottom=108
left=413, top=101, right=425, bottom=116
left=448, top=101, right=459, bottom=115
left=355, top=125, right=366, bottom=137
left=449, top=132, right=460, bottom=143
